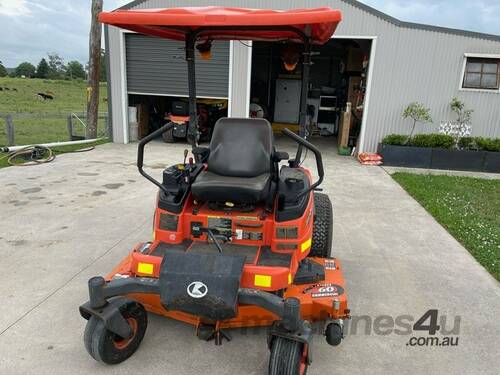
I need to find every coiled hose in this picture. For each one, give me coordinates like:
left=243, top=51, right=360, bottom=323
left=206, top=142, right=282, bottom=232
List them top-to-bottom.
left=0, top=145, right=95, bottom=166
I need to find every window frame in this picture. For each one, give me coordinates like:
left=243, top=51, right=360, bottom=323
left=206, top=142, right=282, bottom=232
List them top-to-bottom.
left=460, top=53, right=500, bottom=94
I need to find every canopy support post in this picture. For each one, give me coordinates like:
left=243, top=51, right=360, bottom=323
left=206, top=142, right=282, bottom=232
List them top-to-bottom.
left=293, top=25, right=312, bottom=167
left=186, top=33, right=198, bottom=147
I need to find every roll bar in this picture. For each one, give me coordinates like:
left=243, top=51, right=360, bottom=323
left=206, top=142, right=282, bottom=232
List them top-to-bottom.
left=137, top=123, right=174, bottom=195
left=137, top=124, right=323, bottom=200
left=282, top=128, right=324, bottom=198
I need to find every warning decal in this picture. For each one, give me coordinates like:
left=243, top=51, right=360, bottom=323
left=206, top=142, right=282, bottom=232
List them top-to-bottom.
left=324, top=259, right=336, bottom=270
left=303, top=283, right=344, bottom=298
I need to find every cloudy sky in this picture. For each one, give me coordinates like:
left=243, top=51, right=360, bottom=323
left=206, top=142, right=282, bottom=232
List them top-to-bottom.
left=1, top=0, right=500, bottom=68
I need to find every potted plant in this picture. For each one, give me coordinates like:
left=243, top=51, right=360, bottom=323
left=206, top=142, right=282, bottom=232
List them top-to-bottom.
left=433, top=98, right=483, bottom=171
left=378, top=102, right=434, bottom=167
left=459, top=137, right=500, bottom=173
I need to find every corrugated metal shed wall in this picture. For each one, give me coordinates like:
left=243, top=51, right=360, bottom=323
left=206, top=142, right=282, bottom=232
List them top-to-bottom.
left=119, top=0, right=500, bottom=151
left=106, top=25, right=127, bottom=143
left=126, top=34, right=229, bottom=98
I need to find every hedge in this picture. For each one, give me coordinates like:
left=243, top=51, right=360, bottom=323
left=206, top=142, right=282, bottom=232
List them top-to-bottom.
left=380, top=133, right=454, bottom=149
left=459, top=137, right=500, bottom=152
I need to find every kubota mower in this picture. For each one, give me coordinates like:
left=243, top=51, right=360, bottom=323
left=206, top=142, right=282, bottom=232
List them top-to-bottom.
left=80, top=7, right=349, bottom=374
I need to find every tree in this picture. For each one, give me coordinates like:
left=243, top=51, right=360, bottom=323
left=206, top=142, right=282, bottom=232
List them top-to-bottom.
left=86, top=0, right=103, bottom=139
left=47, top=52, right=66, bottom=79
left=36, top=58, right=49, bottom=79
left=66, top=60, right=86, bottom=79
left=0, top=62, right=7, bottom=77
left=15, top=62, right=36, bottom=77
left=450, top=97, right=473, bottom=124
left=402, top=102, right=433, bottom=143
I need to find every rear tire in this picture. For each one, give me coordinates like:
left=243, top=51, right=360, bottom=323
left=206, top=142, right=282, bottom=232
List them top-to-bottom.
left=162, top=127, right=175, bottom=143
left=310, top=193, right=333, bottom=258
left=84, top=301, right=147, bottom=364
left=268, top=337, right=307, bottom=375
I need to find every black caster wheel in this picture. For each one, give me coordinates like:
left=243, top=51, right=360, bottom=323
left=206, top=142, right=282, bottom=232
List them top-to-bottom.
left=84, top=301, right=147, bottom=364
left=325, top=322, right=343, bottom=346
left=268, top=337, right=308, bottom=375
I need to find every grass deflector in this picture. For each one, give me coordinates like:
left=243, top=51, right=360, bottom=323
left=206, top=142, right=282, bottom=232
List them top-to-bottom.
left=80, top=7, right=349, bottom=374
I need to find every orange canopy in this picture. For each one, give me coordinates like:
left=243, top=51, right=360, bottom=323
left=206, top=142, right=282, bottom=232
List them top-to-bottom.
left=99, top=6, right=342, bottom=44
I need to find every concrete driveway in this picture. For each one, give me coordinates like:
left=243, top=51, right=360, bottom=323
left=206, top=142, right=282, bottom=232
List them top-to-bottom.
left=1, top=138, right=499, bottom=375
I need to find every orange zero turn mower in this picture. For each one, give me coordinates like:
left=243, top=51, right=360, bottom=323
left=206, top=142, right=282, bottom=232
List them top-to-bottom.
left=80, top=6, right=349, bottom=374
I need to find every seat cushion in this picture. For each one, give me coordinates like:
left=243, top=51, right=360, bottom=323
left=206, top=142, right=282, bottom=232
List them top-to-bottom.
left=191, top=171, right=271, bottom=203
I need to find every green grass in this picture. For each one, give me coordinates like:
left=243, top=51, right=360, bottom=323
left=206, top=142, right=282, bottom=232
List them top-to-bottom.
left=0, top=77, right=108, bottom=146
left=392, top=173, right=500, bottom=281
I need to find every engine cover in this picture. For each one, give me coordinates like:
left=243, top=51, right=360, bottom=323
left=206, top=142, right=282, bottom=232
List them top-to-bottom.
left=159, top=251, right=245, bottom=321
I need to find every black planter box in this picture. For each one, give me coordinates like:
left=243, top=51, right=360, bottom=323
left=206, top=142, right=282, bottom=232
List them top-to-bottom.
left=378, top=143, right=500, bottom=173
left=378, top=144, right=432, bottom=168
left=431, top=149, right=486, bottom=171
left=484, top=152, right=500, bottom=173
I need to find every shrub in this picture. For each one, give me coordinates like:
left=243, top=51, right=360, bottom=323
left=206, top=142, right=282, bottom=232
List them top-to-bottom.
left=381, top=134, right=407, bottom=146
left=382, top=134, right=499, bottom=151
left=411, top=134, right=454, bottom=149
left=458, top=137, right=478, bottom=150
left=459, top=137, right=500, bottom=152
left=476, top=137, right=500, bottom=152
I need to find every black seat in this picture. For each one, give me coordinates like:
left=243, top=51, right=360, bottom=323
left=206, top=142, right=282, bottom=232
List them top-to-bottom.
left=191, top=118, right=273, bottom=204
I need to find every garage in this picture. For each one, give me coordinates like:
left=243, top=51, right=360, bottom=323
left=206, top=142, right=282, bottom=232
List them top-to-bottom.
left=105, top=0, right=500, bottom=151
left=125, top=34, right=230, bottom=141
left=250, top=38, right=372, bottom=153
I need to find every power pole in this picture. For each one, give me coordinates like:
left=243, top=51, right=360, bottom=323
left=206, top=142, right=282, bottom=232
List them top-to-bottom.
left=86, top=0, right=103, bottom=139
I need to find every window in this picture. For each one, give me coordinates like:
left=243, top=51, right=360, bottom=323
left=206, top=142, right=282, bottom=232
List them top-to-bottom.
left=462, top=57, right=500, bottom=90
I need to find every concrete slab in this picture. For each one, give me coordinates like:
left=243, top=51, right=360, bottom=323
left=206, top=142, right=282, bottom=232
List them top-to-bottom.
left=0, top=137, right=499, bottom=375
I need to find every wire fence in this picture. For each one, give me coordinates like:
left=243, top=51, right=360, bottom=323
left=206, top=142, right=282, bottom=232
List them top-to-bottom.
left=0, top=112, right=110, bottom=147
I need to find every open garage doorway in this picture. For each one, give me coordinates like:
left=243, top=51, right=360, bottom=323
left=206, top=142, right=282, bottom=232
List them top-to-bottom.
left=250, top=37, right=374, bottom=153
left=127, top=94, right=228, bottom=143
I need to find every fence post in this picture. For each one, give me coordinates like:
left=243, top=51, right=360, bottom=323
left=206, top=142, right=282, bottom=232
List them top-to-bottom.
left=104, top=113, right=109, bottom=138
left=6, top=114, right=15, bottom=146
left=67, top=114, right=73, bottom=141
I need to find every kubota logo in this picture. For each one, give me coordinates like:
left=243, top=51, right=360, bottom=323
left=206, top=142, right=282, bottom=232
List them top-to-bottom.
left=187, top=281, right=208, bottom=298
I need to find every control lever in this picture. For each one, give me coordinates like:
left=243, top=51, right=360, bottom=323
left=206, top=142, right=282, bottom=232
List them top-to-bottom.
left=183, top=149, right=189, bottom=165
left=206, top=228, right=224, bottom=254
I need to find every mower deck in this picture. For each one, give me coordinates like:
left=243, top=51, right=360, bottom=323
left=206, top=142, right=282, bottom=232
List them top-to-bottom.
left=107, top=245, right=349, bottom=329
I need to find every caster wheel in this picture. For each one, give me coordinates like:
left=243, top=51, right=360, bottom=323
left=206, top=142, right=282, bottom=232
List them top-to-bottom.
left=84, top=302, right=147, bottom=364
left=325, top=323, right=343, bottom=346
left=268, top=337, right=308, bottom=375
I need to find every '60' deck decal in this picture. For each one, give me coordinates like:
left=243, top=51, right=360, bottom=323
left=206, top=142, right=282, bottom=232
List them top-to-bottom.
left=302, top=283, right=344, bottom=298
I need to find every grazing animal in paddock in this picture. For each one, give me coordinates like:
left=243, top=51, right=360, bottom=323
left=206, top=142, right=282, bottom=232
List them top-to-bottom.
left=0, top=87, right=3, bottom=91
left=4, top=87, right=10, bottom=91
left=12, top=88, right=18, bottom=92
left=46, top=90, right=54, bottom=95
left=37, top=92, right=54, bottom=100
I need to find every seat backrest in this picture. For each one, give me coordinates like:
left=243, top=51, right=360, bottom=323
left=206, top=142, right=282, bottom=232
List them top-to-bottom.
left=208, top=118, right=273, bottom=177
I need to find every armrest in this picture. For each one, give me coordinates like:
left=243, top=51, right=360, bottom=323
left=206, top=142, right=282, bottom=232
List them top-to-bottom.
left=192, top=147, right=210, bottom=163
left=273, top=151, right=289, bottom=162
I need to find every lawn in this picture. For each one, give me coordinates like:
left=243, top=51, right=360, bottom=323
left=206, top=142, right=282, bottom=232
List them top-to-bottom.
left=0, top=77, right=108, bottom=146
left=392, top=173, right=500, bottom=281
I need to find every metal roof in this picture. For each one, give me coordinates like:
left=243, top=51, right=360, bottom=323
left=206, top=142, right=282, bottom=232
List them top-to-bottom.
left=118, top=0, right=500, bottom=43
